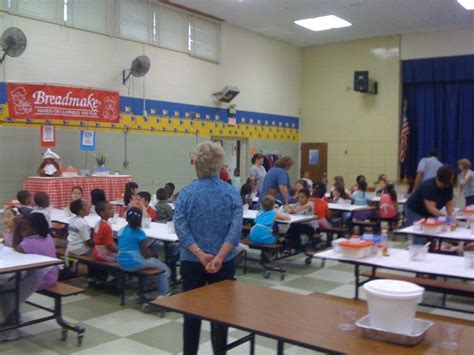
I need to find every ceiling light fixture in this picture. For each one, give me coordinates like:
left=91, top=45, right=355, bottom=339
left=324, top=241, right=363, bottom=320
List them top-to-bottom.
left=457, top=0, right=474, bottom=9
left=294, top=15, right=351, bottom=32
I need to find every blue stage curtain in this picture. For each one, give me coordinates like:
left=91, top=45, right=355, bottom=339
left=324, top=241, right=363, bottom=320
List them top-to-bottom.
left=402, top=55, right=474, bottom=177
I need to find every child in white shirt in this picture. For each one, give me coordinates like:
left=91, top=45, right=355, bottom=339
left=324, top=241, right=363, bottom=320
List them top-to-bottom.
left=66, top=199, right=92, bottom=256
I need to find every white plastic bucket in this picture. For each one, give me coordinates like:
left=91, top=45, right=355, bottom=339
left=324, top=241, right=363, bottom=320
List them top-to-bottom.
left=364, top=279, right=424, bottom=334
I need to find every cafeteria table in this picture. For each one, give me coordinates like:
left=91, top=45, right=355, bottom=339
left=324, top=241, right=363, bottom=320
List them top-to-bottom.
left=49, top=209, right=179, bottom=243
left=395, top=225, right=474, bottom=242
left=0, top=247, right=64, bottom=332
left=313, top=248, right=474, bottom=311
left=152, top=280, right=474, bottom=354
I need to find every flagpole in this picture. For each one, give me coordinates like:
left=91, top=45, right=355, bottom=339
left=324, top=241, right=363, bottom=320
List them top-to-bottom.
left=400, top=99, right=408, bottom=180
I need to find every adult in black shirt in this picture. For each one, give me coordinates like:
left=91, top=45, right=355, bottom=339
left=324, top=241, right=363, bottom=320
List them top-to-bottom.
left=405, top=164, right=456, bottom=225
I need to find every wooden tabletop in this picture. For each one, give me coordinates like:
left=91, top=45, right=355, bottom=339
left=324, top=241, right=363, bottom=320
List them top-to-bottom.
left=152, top=280, right=474, bottom=354
left=306, top=293, right=474, bottom=354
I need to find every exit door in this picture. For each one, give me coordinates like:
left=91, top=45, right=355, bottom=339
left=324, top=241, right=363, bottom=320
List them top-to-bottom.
left=300, top=143, right=328, bottom=182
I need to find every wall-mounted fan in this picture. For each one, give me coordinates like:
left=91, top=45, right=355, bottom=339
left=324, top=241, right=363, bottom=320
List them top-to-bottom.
left=0, top=27, right=27, bottom=64
left=122, top=55, right=151, bottom=84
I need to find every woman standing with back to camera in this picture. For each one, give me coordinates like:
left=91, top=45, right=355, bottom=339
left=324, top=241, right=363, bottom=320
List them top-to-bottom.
left=174, top=141, right=243, bottom=355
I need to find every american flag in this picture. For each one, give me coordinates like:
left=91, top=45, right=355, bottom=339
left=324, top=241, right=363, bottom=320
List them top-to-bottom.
left=399, top=108, right=410, bottom=162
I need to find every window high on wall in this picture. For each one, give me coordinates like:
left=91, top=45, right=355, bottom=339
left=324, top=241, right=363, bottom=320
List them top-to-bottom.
left=1, top=0, right=221, bottom=63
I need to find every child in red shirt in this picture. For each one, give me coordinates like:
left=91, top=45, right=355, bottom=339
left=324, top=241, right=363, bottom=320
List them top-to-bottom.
left=309, top=182, right=331, bottom=228
left=379, top=184, right=398, bottom=219
left=136, top=191, right=157, bottom=222
left=92, top=201, right=118, bottom=262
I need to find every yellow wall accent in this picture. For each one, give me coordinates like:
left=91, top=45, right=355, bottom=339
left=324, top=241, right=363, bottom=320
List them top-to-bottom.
left=301, top=36, right=401, bottom=184
left=0, top=105, right=299, bottom=142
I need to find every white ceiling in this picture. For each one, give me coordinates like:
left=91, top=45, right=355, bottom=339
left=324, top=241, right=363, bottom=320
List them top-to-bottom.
left=172, top=0, right=474, bottom=47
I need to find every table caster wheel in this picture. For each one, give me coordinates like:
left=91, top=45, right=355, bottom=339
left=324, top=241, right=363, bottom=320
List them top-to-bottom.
left=305, top=257, right=312, bottom=265
left=263, top=270, right=271, bottom=279
left=279, top=273, right=286, bottom=281
left=61, top=328, right=68, bottom=341
left=77, top=334, right=84, bottom=347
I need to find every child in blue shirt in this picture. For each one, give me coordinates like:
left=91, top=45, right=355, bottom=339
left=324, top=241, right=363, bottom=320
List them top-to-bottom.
left=351, top=180, right=373, bottom=221
left=352, top=180, right=370, bottom=206
left=249, top=195, right=289, bottom=245
left=117, top=207, right=171, bottom=302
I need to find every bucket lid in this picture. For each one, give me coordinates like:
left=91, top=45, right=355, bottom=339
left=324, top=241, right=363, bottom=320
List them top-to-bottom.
left=364, top=279, right=424, bottom=300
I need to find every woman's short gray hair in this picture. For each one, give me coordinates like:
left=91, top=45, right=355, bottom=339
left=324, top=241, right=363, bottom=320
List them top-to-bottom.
left=192, top=141, right=225, bottom=178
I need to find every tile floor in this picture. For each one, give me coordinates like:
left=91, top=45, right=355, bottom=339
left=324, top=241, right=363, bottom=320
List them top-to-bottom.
left=1, top=240, right=473, bottom=354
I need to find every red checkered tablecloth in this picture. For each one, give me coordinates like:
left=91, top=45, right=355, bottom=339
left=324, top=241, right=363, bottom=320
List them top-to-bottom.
left=23, top=175, right=132, bottom=208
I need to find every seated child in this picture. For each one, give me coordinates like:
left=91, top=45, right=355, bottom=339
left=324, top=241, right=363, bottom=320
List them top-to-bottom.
left=232, top=168, right=241, bottom=192
left=302, top=171, right=313, bottom=190
left=375, top=174, right=388, bottom=197
left=350, top=175, right=366, bottom=193
left=247, top=176, right=259, bottom=207
left=330, top=176, right=352, bottom=198
left=289, top=179, right=308, bottom=204
left=351, top=180, right=373, bottom=221
left=352, top=180, right=370, bottom=206
left=124, top=182, right=139, bottom=207
left=165, top=182, right=178, bottom=203
left=309, top=182, right=331, bottom=229
left=331, top=183, right=351, bottom=204
left=240, top=184, right=253, bottom=207
left=330, top=184, right=351, bottom=226
left=379, top=184, right=398, bottom=219
left=71, top=186, right=83, bottom=201
left=155, top=188, right=174, bottom=223
left=286, top=188, right=319, bottom=250
left=91, top=189, right=107, bottom=214
left=16, top=190, right=33, bottom=216
left=32, top=191, right=52, bottom=228
left=136, top=191, right=157, bottom=222
left=249, top=195, right=290, bottom=245
left=66, top=199, right=93, bottom=256
left=92, top=201, right=118, bottom=262
left=2, top=207, right=18, bottom=247
left=117, top=208, right=171, bottom=301
left=0, top=213, right=58, bottom=340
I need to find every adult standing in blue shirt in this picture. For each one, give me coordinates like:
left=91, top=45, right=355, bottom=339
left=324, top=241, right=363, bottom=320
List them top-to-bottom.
left=174, top=141, right=243, bottom=355
left=413, top=149, right=443, bottom=191
left=259, top=156, right=294, bottom=206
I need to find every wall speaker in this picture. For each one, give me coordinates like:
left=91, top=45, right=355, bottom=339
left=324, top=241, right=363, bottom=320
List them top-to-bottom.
left=353, top=71, right=378, bottom=94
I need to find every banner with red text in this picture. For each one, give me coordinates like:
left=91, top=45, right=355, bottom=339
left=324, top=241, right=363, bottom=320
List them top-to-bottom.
left=7, top=83, right=120, bottom=123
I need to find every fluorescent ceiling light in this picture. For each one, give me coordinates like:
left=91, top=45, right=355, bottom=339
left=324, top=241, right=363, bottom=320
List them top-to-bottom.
left=457, top=0, right=474, bottom=10
left=294, top=15, right=351, bottom=32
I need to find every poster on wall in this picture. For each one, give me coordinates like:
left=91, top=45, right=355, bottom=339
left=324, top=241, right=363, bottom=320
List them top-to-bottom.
left=7, top=83, right=120, bottom=123
left=40, top=126, right=55, bottom=147
left=80, top=130, right=96, bottom=151
left=308, top=149, right=319, bottom=166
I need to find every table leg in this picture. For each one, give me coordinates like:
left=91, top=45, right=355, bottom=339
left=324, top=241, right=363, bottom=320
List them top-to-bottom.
left=354, top=264, right=360, bottom=300
left=14, top=270, right=20, bottom=326
left=277, top=340, right=284, bottom=355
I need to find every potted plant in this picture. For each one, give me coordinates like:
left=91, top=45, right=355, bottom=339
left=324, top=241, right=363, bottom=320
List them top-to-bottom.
left=92, top=152, right=110, bottom=175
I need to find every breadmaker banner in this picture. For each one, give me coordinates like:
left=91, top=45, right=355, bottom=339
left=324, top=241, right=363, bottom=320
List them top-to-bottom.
left=7, top=83, right=120, bottom=123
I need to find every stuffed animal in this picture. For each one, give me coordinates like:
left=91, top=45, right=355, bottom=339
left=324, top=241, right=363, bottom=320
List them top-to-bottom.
left=38, top=149, right=62, bottom=177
